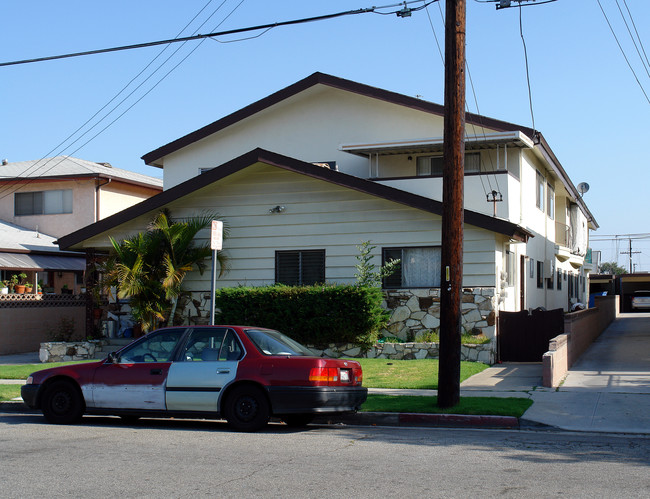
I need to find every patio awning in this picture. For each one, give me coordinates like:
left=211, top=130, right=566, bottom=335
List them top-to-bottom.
left=0, top=252, right=85, bottom=271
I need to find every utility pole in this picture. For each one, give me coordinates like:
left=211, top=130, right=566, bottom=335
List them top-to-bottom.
left=438, top=0, right=466, bottom=409
left=620, top=238, right=640, bottom=274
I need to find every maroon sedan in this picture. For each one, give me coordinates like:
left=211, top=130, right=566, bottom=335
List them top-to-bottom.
left=22, top=326, right=367, bottom=431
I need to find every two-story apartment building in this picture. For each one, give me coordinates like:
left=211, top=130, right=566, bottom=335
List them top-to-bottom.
left=58, top=73, right=597, bottom=343
left=0, top=156, right=162, bottom=293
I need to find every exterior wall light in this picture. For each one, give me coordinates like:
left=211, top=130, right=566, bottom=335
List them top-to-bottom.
left=269, top=205, right=285, bottom=214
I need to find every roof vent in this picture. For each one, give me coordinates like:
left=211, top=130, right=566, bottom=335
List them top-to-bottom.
left=2, top=159, right=7, bottom=165
left=98, top=162, right=112, bottom=168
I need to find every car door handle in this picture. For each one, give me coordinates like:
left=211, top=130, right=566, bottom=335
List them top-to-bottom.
left=150, top=369, right=163, bottom=375
left=216, top=369, right=230, bottom=374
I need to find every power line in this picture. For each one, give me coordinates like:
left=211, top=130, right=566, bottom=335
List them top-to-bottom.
left=0, top=2, right=434, bottom=68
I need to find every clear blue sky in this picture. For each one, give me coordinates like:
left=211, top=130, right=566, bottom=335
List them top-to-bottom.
left=2, top=1, right=649, bottom=270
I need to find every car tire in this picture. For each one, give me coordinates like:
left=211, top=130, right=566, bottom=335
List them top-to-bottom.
left=41, top=380, right=85, bottom=425
left=224, top=385, right=270, bottom=432
left=282, top=414, right=315, bottom=428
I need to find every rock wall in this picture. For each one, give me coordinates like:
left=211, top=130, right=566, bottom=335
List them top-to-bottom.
left=381, top=288, right=497, bottom=341
left=39, top=341, right=100, bottom=362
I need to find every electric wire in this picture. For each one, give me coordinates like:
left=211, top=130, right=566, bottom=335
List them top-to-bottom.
left=0, top=0, right=226, bottom=201
left=597, top=0, right=650, bottom=105
left=615, top=0, right=650, bottom=78
left=622, top=0, right=650, bottom=72
left=518, top=3, right=536, bottom=134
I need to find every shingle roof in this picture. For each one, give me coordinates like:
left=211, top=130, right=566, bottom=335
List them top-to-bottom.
left=0, top=156, right=162, bottom=188
left=0, top=219, right=62, bottom=253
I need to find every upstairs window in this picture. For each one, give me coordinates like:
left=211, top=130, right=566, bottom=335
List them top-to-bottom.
left=416, top=153, right=480, bottom=176
left=536, top=171, right=545, bottom=211
left=547, top=183, right=555, bottom=219
left=15, top=189, right=73, bottom=216
left=382, top=246, right=441, bottom=288
left=275, top=250, right=325, bottom=285
left=505, top=250, right=515, bottom=287
left=537, top=261, right=544, bottom=289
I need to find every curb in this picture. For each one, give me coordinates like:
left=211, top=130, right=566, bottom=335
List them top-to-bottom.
left=1, top=401, right=522, bottom=430
left=314, top=411, right=520, bottom=429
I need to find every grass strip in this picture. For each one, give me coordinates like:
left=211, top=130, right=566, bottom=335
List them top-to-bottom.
left=356, top=358, right=488, bottom=389
left=0, top=360, right=97, bottom=380
left=0, top=385, right=22, bottom=402
left=362, top=394, right=533, bottom=418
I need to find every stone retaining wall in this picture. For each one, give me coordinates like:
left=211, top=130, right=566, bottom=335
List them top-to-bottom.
left=381, top=287, right=497, bottom=341
left=39, top=341, right=100, bottom=363
left=310, top=341, right=495, bottom=364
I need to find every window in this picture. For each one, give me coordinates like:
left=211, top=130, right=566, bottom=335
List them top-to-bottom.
left=416, top=153, right=480, bottom=176
left=536, top=171, right=545, bottom=211
left=547, top=183, right=555, bottom=219
left=15, top=189, right=72, bottom=216
left=382, top=246, right=441, bottom=288
left=275, top=250, right=325, bottom=285
left=505, top=250, right=515, bottom=287
left=537, top=261, right=544, bottom=289
left=557, top=269, right=562, bottom=290
left=118, top=328, right=186, bottom=363
left=180, top=328, right=242, bottom=362
left=246, top=329, right=314, bottom=357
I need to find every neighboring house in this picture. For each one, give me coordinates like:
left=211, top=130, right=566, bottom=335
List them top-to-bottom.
left=58, top=73, right=598, bottom=345
left=0, top=156, right=163, bottom=238
left=0, top=219, right=85, bottom=294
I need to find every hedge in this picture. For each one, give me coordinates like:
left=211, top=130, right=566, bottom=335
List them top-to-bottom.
left=213, top=285, right=389, bottom=348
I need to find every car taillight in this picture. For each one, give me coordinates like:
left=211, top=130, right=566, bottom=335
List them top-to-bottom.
left=309, top=367, right=339, bottom=385
left=353, top=367, right=363, bottom=385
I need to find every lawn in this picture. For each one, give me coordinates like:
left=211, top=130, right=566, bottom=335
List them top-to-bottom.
left=356, top=358, right=488, bottom=389
left=0, top=360, right=97, bottom=380
left=0, top=385, right=21, bottom=402
left=362, top=394, right=532, bottom=417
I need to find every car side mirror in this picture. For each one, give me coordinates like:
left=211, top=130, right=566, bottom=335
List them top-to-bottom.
left=107, top=351, right=119, bottom=364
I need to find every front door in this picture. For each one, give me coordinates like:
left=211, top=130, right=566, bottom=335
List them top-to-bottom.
left=90, top=328, right=186, bottom=410
left=165, top=328, right=243, bottom=412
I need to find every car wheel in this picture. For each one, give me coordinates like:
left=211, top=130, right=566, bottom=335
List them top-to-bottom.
left=41, top=380, right=84, bottom=424
left=224, top=385, right=270, bottom=432
left=282, top=414, right=315, bottom=428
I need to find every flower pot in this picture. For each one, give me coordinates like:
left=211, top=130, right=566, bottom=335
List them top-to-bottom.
left=15, top=285, right=26, bottom=294
left=0, top=287, right=8, bottom=295
left=25, top=287, right=33, bottom=293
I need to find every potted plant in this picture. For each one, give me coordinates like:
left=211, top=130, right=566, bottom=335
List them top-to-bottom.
left=13, top=273, right=27, bottom=294
left=1, top=280, right=8, bottom=294
left=25, top=282, right=33, bottom=293
left=61, top=284, right=72, bottom=295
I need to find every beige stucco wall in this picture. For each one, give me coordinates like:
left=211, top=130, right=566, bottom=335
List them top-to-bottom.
left=0, top=179, right=96, bottom=238
left=98, top=181, right=161, bottom=220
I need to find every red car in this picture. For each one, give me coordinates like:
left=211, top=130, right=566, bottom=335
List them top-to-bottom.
left=21, top=326, right=367, bottom=431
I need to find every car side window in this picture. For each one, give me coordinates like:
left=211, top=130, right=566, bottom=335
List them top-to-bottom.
left=180, top=328, right=228, bottom=362
left=119, top=329, right=186, bottom=363
left=219, top=330, right=243, bottom=361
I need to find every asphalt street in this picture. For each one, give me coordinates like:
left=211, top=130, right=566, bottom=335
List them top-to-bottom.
left=1, top=411, right=649, bottom=498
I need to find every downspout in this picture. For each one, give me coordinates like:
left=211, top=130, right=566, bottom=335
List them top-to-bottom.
left=95, top=178, right=111, bottom=222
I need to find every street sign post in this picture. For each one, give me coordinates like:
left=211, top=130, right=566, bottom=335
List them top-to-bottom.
left=209, top=221, right=223, bottom=326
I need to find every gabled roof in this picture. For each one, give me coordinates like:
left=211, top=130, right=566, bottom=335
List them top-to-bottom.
left=142, top=72, right=535, bottom=167
left=59, top=148, right=533, bottom=251
left=0, top=156, right=163, bottom=189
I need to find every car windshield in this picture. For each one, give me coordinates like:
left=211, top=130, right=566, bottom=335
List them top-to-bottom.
left=245, top=329, right=315, bottom=357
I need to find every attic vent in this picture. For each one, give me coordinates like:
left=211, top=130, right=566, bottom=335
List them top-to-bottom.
left=98, top=162, right=112, bottom=168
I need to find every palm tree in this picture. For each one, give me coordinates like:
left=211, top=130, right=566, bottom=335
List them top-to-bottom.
left=101, top=210, right=228, bottom=332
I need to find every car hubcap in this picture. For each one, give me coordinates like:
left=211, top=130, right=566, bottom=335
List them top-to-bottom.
left=52, top=391, right=71, bottom=414
left=236, top=396, right=258, bottom=422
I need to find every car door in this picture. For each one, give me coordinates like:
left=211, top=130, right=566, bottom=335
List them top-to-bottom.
left=89, top=328, right=187, bottom=410
left=165, top=328, right=243, bottom=412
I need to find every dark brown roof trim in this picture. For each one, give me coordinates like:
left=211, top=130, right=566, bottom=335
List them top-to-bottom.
left=141, top=72, right=535, bottom=167
left=59, top=149, right=532, bottom=251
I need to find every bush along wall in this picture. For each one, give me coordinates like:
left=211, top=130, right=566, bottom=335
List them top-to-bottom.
left=213, top=285, right=388, bottom=349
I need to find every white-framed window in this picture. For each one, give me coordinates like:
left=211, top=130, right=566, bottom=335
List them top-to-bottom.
left=416, top=152, right=481, bottom=176
left=536, top=171, right=545, bottom=211
left=15, top=189, right=73, bottom=216
left=382, top=246, right=441, bottom=288
left=505, top=250, right=515, bottom=287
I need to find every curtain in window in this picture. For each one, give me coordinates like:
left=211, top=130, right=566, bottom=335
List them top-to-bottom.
left=402, top=247, right=441, bottom=287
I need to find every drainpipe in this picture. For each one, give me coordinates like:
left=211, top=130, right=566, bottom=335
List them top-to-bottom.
left=95, top=178, right=111, bottom=222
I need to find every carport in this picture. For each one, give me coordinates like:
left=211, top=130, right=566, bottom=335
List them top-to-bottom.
left=619, top=274, right=650, bottom=313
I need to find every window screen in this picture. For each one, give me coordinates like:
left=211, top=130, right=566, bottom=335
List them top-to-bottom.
left=275, top=250, right=325, bottom=285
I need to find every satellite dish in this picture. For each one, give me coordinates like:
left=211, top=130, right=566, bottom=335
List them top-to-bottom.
left=577, top=182, right=590, bottom=197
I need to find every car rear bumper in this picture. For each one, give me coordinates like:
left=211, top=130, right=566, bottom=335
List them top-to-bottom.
left=21, top=384, right=40, bottom=409
left=267, top=386, right=368, bottom=414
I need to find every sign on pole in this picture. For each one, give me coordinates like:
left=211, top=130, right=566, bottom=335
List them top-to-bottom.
left=209, top=220, right=223, bottom=325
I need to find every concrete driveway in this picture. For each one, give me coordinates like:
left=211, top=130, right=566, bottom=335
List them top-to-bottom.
left=522, top=312, right=650, bottom=433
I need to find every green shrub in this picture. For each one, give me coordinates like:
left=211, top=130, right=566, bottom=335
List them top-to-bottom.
left=214, top=285, right=388, bottom=348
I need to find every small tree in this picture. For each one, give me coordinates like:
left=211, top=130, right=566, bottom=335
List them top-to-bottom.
left=354, top=241, right=400, bottom=287
left=599, top=261, right=627, bottom=275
